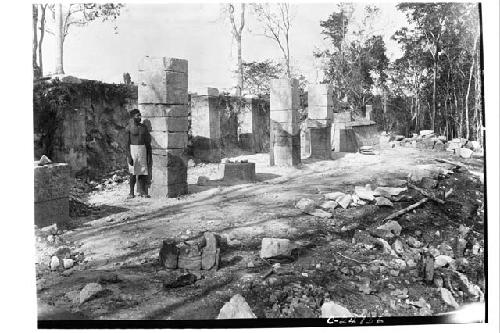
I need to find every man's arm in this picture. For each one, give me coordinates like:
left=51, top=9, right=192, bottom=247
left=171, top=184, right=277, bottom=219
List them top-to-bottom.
left=126, top=125, right=133, bottom=166
left=145, top=126, right=152, bottom=167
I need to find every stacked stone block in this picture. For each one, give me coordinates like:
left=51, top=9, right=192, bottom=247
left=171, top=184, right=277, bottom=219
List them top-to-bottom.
left=138, top=56, right=189, bottom=198
left=269, top=79, right=300, bottom=166
left=306, top=84, right=333, bottom=159
left=191, top=88, right=221, bottom=162
left=331, top=109, right=356, bottom=152
left=34, top=163, right=70, bottom=227
left=159, top=232, right=220, bottom=271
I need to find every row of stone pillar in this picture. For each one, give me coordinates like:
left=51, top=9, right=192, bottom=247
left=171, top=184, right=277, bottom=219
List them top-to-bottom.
left=137, top=56, right=369, bottom=197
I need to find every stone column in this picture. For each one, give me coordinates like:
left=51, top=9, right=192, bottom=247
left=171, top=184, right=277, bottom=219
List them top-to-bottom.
left=138, top=56, right=189, bottom=198
left=270, top=78, right=300, bottom=166
left=306, top=84, right=332, bottom=159
left=191, top=88, right=221, bottom=162
left=239, top=97, right=258, bottom=152
left=365, top=104, right=373, bottom=120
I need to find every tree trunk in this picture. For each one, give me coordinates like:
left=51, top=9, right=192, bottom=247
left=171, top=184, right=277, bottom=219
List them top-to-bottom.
left=54, top=3, right=64, bottom=75
left=38, top=4, right=46, bottom=76
left=32, top=5, right=39, bottom=77
left=236, top=34, right=242, bottom=97
left=465, top=57, right=475, bottom=140
left=432, top=60, right=437, bottom=132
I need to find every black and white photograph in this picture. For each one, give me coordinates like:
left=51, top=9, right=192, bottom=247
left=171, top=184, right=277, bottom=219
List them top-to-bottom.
left=2, top=0, right=499, bottom=330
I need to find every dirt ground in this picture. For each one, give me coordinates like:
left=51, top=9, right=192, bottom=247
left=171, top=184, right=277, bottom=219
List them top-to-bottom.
left=35, top=144, right=485, bottom=321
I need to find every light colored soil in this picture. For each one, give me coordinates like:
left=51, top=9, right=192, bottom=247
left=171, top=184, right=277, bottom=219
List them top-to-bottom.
left=35, top=145, right=485, bottom=320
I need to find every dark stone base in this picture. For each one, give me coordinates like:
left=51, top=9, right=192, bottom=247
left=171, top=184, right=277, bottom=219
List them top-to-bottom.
left=223, top=163, right=256, bottom=182
left=150, top=182, right=188, bottom=198
left=34, top=197, right=69, bottom=228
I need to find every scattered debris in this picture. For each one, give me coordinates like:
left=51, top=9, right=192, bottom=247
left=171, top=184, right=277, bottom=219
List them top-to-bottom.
left=359, top=146, right=375, bottom=155
left=38, top=155, right=52, bottom=166
left=354, top=185, right=375, bottom=201
left=374, top=187, right=407, bottom=197
left=324, top=192, right=345, bottom=201
left=337, top=194, right=352, bottom=209
left=320, top=200, right=338, bottom=211
left=308, top=209, right=332, bottom=218
left=375, top=220, right=402, bottom=238
left=50, top=256, right=60, bottom=270
left=62, top=259, right=74, bottom=269
left=163, top=273, right=198, bottom=288
left=321, top=302, right=353, bottom=318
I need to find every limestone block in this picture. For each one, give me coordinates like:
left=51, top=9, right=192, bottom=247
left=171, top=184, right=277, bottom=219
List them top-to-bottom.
left=138, top=56, right=188, bottom=73
left=138, top=71, right=188, bottom=104
left=270, top=78, right=299, bottom=110
left=307, top=84, right=333, bottom=106
left=193, top=87, right=219, bottom=96
left=191, top=95, right=220, bottom=139
left=139, top=104, right=188, bottom=118
left=308, top=105, right=332, bottom=121
left=365, top=105, right=373, bottom=120
left=270, top=109, right=298, bottom=123
left=332, top=111, right=353, bottom=123
left=142, top=116, right=188, bottom=132
left=306, top=119, right=330, bottom=128
left=309, top=127, right=331, bottom=159
left=150, top=131, right=188, bottom=149
left=272, top=145, right=301, bottom=166
left=151, top=154, right=187, bottom=185
left=34, top=163, right=70, bottom=202
left=222, top=163, right=256, bottom=182
left=150, top=182, right=188, bottom=198
left=34, top=197, right=69, bottom=228
left=201, top=232, right=219, bottom=270
left=159, top=238, right=178, bottom=269
left=260, top=238, right=291, bottom=259
left=217, top=294, right=256, bottom=319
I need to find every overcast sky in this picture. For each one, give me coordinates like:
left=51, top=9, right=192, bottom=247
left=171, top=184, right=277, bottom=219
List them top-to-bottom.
left=41, top=2, right=409, bottom=93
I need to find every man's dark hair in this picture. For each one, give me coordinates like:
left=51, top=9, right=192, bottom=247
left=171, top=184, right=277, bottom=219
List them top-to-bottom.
left=129, top=109, right=141, bottom=117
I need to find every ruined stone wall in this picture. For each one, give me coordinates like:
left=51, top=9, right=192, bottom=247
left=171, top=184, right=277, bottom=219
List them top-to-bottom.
left=33, top=80, right=137, bottom=177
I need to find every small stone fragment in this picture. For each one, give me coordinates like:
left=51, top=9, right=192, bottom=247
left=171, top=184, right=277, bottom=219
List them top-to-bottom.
left=197, top=176, right=210, bottom=185
left=354, top=185, right=375, bottom=201
left=324, top=192, right=345, bottom=201
left=337, top=194, right=352, bottom=209
left=375, top=197, right=393, bottom=207
left=295, top=198, right=316, bottom=213
left=320, top=200, right=338, bottom=211
left=375, top=220, right=402, bottom=238
left=260, top=238, right=290, bottom=259
left=393, top=239, right=404, bottom=254
left=434, top=255, right=455, bottom=269
left=50, top=256, right=60, bottom=270
left=62, top=259, right=74, bottom=269
left=79, top=283, right=103, bottom=304
left=440, top=288, right=459, bottom=309
left=217, top=294, right=256, bottom=319
left=321, top=302, right=353, bottom=318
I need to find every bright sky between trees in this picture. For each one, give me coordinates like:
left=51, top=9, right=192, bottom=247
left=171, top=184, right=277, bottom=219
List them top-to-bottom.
left=41, top=2, right=409, bottom=93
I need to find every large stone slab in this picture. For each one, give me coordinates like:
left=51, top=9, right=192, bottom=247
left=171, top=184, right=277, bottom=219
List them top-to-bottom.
left=138, top=56, right=188, bottom=73
left=138, top=70, right=188, bottom=104
left=270, top=78, right=299, bottom=110
left=139, top=104, right=188, bottom=118
left=142, top=116, right=188, bottom=132
left=150, top=131, right=188, bottom=149
left=34, top=163, right=70, bottom=202
left=34, top=197, right=69, bottom=228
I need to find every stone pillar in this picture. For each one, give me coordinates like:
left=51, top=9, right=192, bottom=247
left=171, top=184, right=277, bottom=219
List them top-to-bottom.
left=138, top=56, right=189, bottom=198
left=269, top=79, right=300, bottom=166
left=306, top=84, right=332, bottom=159
left=191, top=88, right=221, bottom=163
left=239, top=97, right=259, bottom=152
left=365, top=104, right=373, bottom=120
left=34, top=163, right=69, bottom=227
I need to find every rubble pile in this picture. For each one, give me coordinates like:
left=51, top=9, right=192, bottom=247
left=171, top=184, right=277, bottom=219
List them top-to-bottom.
left=396, top=130, right=483, bottom=159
